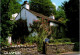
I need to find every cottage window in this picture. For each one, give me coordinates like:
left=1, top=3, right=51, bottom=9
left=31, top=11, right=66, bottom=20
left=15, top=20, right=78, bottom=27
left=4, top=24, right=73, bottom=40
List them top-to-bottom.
left=37, top=16, right=41, bottom=18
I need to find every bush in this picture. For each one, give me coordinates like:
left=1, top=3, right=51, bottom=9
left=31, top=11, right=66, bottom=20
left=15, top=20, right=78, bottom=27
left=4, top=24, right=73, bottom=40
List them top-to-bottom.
left=12, top=19, right=29, bottom=43
left=24, top=36, right=44, bottom=52
left=24, top=36, right=37, bottom=43
left=0, top=37, right=10, bottom=47
left=49, top=38, right=72, bottom=44
left=57, top=38, right=71, bottom=42
left=49, top=39, right=54, bottom=43
left=73, top=42, right=79, bottom=51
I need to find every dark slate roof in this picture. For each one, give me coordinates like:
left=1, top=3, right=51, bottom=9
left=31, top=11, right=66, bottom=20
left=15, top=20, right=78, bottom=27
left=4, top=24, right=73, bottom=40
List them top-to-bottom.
left=15, top=7, right=61, bottom=24
left=23, top=8, right=60, bottom=24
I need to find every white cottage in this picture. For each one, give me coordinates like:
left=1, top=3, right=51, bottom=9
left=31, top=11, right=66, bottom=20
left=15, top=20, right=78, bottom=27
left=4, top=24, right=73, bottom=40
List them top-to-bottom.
left=7, top=1, right=59, bottom=44
left=15, top=1, right=58, bottom=31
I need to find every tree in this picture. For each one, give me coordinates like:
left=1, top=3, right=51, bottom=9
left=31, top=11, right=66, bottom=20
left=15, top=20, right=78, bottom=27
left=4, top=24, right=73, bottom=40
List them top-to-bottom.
left=1, top=0, right=21, bottom=39
left=29, top=0, right=56, bottom=16
left=62, top=0, right=79, bottom=42
left=54, top=6, right=68, bottom=39
left=55, top=6, right=66, bottom=20
left=55, top=6, right=68, bottom=25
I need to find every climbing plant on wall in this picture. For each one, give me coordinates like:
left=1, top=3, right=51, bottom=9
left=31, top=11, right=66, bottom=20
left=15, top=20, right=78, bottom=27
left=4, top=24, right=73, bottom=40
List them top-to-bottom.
left=12, top=19, right=29, bottom=43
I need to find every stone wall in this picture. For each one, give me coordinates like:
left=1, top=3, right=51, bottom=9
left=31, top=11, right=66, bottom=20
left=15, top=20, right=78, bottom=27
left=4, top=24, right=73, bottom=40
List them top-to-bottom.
left=1, top=43, right=75, bottom=55
left=45, top=43, right=74, bottom=55
left=1, top=44, right=38, bottom=55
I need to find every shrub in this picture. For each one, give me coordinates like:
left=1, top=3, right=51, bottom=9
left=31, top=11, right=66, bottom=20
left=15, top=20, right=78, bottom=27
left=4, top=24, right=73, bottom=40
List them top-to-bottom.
left=29, top=18, right=51, bottom=52
left=12, top=19, right=29, bottom=43
left=24, top=35, right=44, bottom=52
left=24, top=36, right=36, bottom=43
left=0, top=37, right=10, bottom=47
left=49, top=38, right=72, bottom=44
left=49, top=39, right=54, bottom=43
left=73, top=42, right=79, bottom=51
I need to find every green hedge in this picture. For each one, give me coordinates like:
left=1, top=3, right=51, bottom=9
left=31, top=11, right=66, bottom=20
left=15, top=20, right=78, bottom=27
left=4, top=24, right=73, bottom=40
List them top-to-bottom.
left=49, top=38, right=72, bottom=44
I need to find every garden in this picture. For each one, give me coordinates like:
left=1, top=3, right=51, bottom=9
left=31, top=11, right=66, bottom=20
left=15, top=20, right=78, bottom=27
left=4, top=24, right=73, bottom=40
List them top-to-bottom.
left=1, top=0, right=79, bottom=54
left=1, top=18, right=75, bottom=54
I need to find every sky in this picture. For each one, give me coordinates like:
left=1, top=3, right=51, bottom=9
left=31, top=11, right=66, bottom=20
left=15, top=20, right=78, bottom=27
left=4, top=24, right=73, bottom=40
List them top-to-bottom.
left=20, top=0, right=69, bottom=9
left=51, top=0, right=69, bottom=9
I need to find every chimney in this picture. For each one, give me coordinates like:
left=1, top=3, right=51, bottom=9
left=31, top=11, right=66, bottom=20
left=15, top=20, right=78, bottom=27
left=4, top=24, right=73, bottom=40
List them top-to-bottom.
left=21, top=1, right=30, bottom=10
left=49, top=14, right=55, bottom=19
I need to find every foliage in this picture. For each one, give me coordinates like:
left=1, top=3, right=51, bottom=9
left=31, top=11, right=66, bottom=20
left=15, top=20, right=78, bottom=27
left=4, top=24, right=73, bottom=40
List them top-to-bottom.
left=1, top=0, right=21, bottom=39
left=29, top=0, right=56, bottom=16
left=62, top=0, right=79, bottom=42
left=53, top=6, right=68, bottom=39
left=55, top=6, right=66, bottom=19
left=55, top=6, right=68, bottom=25
left=24, top=18, right=51, bottom=52
left=28, top=18, right=68, bottom=52
left=31, top=18, right=52, bottom=39
left=58, top=18, right=68, bottom=25
left=12, top=19, right=29, bottom=43
left=50, top=25, right=67, bottom=39
left=50, top=26, right=57, bottom=39
left=36, top=30, right=48, bottom=52
left=24, top=35, right=43, bottom=52
left=24, top=36, right=37, bottom=43
left=0, top=37, right=10, bottom=47
left=49, top=38, right=72, bottom=44
left=54, top=38, right=71, bottom=43
left=73, top=42, right=79, bottom=51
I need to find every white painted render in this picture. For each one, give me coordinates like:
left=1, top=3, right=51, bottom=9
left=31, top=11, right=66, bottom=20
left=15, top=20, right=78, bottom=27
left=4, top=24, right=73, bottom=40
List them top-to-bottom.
left=16, top=8, right=38, bottom=31
left=11, top=13, right=18, bottom=20
left=12, top=13, right=18, bottom=17
left=49, top=16, right=55, bottom=19
left=49, top=16, right=57, bottom=26
left=50, top=22, right=58, bottom=26
left=7, top=36, right=11, bottom=44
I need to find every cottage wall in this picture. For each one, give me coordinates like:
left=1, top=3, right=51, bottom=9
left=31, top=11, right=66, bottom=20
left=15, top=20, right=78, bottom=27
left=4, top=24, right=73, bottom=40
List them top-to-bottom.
left=15, top=8, right=58, bottom=36
left=16, top=8, right=38, bottom=31
left=50, top=22, right=58, bottom=26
